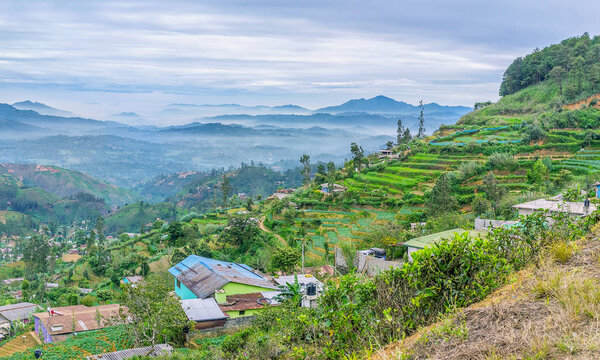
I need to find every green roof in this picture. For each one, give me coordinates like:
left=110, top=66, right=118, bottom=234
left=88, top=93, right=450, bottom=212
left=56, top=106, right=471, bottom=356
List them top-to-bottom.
left=403, top=228, right=483, bottom=249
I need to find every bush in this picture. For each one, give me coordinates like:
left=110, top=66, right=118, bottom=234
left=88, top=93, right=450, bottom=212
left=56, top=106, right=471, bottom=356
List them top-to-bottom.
left=487, top=152, right=517, bottom=170
left=81, top=295, right=96, bottom=307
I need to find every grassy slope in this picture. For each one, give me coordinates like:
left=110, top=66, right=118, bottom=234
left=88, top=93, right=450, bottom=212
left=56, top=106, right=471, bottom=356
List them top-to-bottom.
left=279, top=79, right=600, bottom=266
left=0, top=163, right=140, bottom=206
left=377, top=224, right=600, bottom=360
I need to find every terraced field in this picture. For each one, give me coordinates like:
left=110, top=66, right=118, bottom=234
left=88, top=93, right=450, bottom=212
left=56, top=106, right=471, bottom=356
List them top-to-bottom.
left=556, top=149, right=600, bottom=174
left=344, top=153, right=486, bottom=202
left=276, top=209, right=397, bottom=259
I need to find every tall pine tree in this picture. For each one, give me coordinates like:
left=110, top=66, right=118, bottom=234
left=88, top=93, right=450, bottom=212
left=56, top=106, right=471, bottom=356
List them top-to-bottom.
left=417, top=100, right=425, bottom=138
left=396, top=119, right=404, bottom=145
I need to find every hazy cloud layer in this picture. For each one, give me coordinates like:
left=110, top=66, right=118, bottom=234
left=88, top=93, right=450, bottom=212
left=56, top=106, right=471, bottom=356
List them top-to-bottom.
left=0, top=0, right=598, bottom=120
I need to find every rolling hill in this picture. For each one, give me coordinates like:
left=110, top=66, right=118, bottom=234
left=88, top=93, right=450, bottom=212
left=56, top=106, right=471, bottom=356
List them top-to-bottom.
left=0, top=163, right=139, bottom=207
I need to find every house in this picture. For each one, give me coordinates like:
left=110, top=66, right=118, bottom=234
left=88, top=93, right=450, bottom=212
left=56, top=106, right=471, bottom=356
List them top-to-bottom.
left=378, top=149, right=399, bottom=159
left=320, top=183, right=347, bottom=194
left=269, top=189, right=296, bottom=201
left=512, top=198, right=597, bottom=218
left=474, top=218, right=519, bottom=230
left=402, top=229, right=484, bottom=262
left=169, top=256, right=278, bottom=317
left=274, top=274, right=323, bottom=308
left=121, top=276, right=144, bottom=287
left=2, top=278, right=24, bottom=286
left=45, top=283, right=59, bottom=289
left=180, top=298, right=228, bottom=330
left=0, top=302, right=41, bottom=337
left=33, top=304, right=121, bottom=343
left=86, top=344, right=172, bottom=359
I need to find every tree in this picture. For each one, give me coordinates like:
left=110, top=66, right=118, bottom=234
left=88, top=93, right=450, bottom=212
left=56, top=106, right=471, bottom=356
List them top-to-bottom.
left=548, top=66, right=566, bottom=95
left=417, top=100, right=425, bottom=138
left=396, top=119, right=404, bottom=145
left=403, top=128, right=412, bottom=143
left=386, top=141, right=394, bottom=150
left=350, top=142, right=365, bottom=169
left=300, top=154, right=311, bottom=185
left=527, top=158, right=550, bottom=186
left=326, top=161, right=336, bottom=174
left=316, top=163, right=326, bottom=176
left=482, top=172, right=506, bottom=205
left=428, top=173, right=457, bottom=215
left=221, top=175, right=231, bottom=206
left=472, top=195, right=491, bottom=216
left=95, top=216, right=106, bottom=245
left=220, top=217, right=260, bottom=248
left=167, top=222, right=185, bottom=247
left=22, top=235, right=50, bottom=276
left=270, top=247, right=301, bottom=273
left=140, top=261, right=150, bottom=276
left=116, top=277, right=190, bottom=350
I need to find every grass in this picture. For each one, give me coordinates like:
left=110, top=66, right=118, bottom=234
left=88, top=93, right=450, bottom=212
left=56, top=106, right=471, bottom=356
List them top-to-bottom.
left=376, top=224, right=600, bottom=360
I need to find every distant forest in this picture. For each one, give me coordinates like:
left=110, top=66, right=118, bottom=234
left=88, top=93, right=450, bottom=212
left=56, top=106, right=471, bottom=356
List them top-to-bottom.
left=500, top=33, right=600, bottom=99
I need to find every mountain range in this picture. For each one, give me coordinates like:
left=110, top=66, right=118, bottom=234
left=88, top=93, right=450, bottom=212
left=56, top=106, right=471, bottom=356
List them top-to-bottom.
left=0, top=95, right=470, bottom=189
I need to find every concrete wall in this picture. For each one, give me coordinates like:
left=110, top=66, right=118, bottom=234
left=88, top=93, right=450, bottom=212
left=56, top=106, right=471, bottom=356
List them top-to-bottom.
left=407, top=247, right=419, bottom=263
left=355, top=252, right=402, bottom=277
left=189, top=315, right=255, bottom=340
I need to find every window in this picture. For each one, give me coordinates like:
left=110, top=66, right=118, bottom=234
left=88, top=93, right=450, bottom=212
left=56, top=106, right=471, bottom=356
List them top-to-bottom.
left=176, top=279, right=181, bottom=288
left=239, top=310, right=245, bottom=316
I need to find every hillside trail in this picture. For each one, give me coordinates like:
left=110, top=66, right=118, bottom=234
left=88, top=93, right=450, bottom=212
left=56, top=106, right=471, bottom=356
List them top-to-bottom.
left=259, top=217, right=286, bottom=245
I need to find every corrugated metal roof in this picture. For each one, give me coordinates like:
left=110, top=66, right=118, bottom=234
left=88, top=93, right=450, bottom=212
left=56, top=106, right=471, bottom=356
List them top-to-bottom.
left=168, top=255, right=263, bottom=280
left=171, top=255, right=277, bottom=299
left=176, top=263, right=229, bottom=299
left=180, top=298, right=227, bottom=321
left=0, top=302, right=41, bottom=322
left=86, top=344, right=172, bottom=359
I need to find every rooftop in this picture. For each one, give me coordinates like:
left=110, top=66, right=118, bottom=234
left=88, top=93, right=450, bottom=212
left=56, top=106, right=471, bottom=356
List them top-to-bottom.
left=512, top=199, right=597, bottom=215
left=403, top=229, right=484, bottom=250
left=169, top=255, right=277, bottom=299
left=273, top=274, right=323, bottom=287
left=218, top=292, right=278, bottom=312
left=180, top=298, right=227, bottom=322
left=0, top=302, right=41, bottom=322
left=33, top=304, right=122, bottom=335
left=87, top=344, right=172, bottom=360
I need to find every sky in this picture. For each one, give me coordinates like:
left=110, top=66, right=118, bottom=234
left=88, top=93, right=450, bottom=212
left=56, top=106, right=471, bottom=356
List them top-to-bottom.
left=0, top=0, right=599, bottom=122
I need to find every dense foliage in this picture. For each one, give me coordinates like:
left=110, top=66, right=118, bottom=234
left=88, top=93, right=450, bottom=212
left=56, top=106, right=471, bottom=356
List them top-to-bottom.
left=500, top=33, right=600, bottom=100
left=211, top=211, right=596, bottom=359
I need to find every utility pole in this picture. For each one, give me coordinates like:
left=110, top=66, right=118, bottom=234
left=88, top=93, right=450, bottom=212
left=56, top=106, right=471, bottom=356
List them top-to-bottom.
left=302, top=241, right=305, bottom=273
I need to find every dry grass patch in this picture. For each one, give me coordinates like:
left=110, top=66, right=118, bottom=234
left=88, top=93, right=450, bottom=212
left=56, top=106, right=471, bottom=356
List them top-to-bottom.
left=376, top=231, right=600, bottom=360
left=61, top=253, right=82, bottom=263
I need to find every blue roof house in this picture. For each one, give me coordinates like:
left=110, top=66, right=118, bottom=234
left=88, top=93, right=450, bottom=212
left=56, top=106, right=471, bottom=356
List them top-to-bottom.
left=168, top=255, right=278, bottom=307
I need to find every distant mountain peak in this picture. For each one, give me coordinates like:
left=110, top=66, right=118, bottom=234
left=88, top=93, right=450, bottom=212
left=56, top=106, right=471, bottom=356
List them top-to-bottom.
left=316, top=95, right=470, bottom=114
left=12, top=100, right=74, bottom=117
left=112, top=112, right=140, bottom=117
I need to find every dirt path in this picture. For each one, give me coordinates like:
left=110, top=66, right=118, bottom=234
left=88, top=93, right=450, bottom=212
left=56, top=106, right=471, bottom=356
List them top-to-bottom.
left=259, top=217, right=286, bottom=245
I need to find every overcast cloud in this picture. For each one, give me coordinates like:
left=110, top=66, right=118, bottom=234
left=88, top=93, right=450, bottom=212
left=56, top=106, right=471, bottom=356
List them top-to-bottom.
left=0, top=0, right=599, bottom=121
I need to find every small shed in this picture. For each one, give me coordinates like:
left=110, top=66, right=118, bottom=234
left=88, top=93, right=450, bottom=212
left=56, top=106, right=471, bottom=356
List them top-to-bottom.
left=180, top=298, right=227, bottom=330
